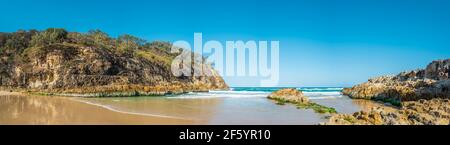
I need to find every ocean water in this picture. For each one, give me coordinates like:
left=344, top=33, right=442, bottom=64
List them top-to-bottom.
left=76, top=87, right=376, bottom=125
left=171, top=87, right=344, bottom=99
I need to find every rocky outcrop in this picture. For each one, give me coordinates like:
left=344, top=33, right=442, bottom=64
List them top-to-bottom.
left=0, top=30, right=228, bottom=97
left=330, top=59, right=450, bottom=125
left=343, top=59, right=450, bottom=102
left=268, top=88, right=309, bottom=104
left=268, top=88, right=337, bottom=113
left=322, top=99, right=450, bottom=125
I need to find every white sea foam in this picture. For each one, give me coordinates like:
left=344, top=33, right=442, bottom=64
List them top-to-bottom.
left=299, top=87, right=343, bottom=91
left=170, top=88, right=343, bottom=99
left=209, top=90, right=269, bottom=94
left=170, top=91, right=269, bottom=99
left=303, top=91, right=342, bottom=96
left=307, top=95, right=343, bottom=100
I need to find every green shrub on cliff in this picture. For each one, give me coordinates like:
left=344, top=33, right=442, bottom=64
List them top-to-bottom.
left=0, top=28, right=177, bottom=67
left=30, top=28, right=68, bottom=46
left=88, top=29, right=111, bottom=47
left=0, top=30, right=36, bottom=54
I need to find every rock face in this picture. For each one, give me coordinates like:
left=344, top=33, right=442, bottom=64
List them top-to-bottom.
left=0, top=29, right=228, bottom=96
left=328, top=59, right=450, bottom=125
left=343, top=59, right=450, bottom=101
left=268, top=88, right=309, bottom=104
left=322, top=99, right=450, bottom=125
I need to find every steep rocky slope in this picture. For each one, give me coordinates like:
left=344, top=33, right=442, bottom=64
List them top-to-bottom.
left=0, top=29, right=228, bottom=96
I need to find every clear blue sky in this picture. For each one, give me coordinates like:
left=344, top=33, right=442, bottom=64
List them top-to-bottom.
left=1, top=0, right=449, bottom=87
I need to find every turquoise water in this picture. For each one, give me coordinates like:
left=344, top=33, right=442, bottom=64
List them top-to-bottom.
left=78, top=87, right=372, bottom=125
left=171, top=87, right=344, bottom=99
left=232, top=87, right=343, bottom=92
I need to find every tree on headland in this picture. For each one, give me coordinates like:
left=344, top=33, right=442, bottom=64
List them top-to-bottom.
left=0, top=28, right=179, bottom=66
left=30, top=28, right=68, bottom=46
left=88, top=29, right=112, bottom=47
left=0, top=30, right=36, bottom=54
left=117, top=34, right=146, bottom=54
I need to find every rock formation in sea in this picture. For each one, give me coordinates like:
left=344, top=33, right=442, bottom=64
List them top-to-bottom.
left=0, top=29, right=228, bottom=96
left=342, top=59, right=450, bottom=102
left=268, top=88, right=337, bottom=113
left=268, top=88, right=310, bottom=104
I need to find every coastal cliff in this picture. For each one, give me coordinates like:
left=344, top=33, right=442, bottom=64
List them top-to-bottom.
left=0, top=29, right=228, bottom=97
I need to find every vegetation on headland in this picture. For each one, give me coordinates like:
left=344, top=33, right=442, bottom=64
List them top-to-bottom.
left=0, top=28, right=176, bottom=66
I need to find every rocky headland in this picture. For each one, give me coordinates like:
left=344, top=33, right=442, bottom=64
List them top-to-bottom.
left=0, top=29, right=228, bottom=97
left=325, top=59, right=450, bottom=125
left=342, top=59, right=449, bottom=102
left=268, top=88, right=337, bottom=113
left=323, top=99, right=449, bottom=125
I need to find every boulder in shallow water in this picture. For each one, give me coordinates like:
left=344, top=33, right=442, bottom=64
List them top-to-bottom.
left=267, top=88, right=337, bottom=114
left=268, top=88, right=309, bottom=104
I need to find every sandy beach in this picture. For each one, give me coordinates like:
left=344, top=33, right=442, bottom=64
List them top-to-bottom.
left=0, top=89, right=394, bottom=125
left=0, top=91, right=193, bottom=125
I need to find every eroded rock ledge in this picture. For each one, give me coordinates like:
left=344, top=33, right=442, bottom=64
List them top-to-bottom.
left=325, top=59, right=450, bottom=125
left=342, top=59, right=450, bottom=102
left=322, top=99, right=449, bottom=125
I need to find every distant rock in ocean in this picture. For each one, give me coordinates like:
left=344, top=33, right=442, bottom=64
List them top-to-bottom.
left=0, top=29, right=228, bottom=97
left=342, top=59, right=450, bottom=102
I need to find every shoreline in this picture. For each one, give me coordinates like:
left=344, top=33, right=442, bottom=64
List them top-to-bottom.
left=0, top=87, right=228, bottom=98
left=3, top=88, right=443, bottom=125
left=0, top=91, right=194, bottom=125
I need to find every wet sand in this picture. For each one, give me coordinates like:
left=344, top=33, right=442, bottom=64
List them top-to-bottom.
left=0, top=91, right=193, bottom=125
left=75, top=95, right=388, bottom=125
left=77, top=96, right=328, bottom=125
